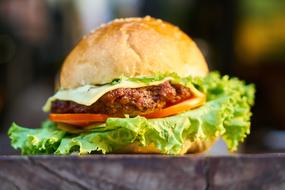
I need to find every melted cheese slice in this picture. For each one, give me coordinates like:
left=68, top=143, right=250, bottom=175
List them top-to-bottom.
left=43, top=77, right=173, bottom=112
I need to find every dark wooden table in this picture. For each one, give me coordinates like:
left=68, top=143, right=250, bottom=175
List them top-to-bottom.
left=0, top=154, right=284, bottom=190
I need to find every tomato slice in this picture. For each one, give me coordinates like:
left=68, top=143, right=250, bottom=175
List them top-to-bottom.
left=143, top=94, right=205, bottom=118
left=49, top=113, right=110, bottom=126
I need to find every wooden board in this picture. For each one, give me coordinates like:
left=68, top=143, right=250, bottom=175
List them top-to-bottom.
left=0, top=154, right=284, bottom=190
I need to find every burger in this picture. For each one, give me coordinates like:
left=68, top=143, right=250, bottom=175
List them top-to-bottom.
left=8, top=16, right=255, bottom=155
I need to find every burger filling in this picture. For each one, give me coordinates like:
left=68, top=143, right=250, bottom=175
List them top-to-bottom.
left=8, top=72, right=255, bottom=155
left=51, top=81, right=192, bottom=116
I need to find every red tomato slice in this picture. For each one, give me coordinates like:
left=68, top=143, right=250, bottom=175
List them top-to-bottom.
left=143, top=95, right=205, bottom=118
left=49, top=113, right=110, bottom=126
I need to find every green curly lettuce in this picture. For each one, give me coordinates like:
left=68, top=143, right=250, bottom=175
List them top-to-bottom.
left=8, top=72, right=255, bottom=155
left=9, top=121, right=65, bottom=154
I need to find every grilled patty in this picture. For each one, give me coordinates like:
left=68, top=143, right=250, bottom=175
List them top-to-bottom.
left=51, top=81, right=192, bottom=116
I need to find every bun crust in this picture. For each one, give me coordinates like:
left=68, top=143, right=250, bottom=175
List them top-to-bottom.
left=60, top=16, right=208, bottom=89
left=115, top=138, right=217, bottom=154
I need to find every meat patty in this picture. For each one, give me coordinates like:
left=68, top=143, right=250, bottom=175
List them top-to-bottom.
left=51, top=81, right=192, bottom=116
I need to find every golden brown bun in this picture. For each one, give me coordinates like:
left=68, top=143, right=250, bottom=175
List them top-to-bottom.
left=57, top=16, right=212, bottom=154
left=60, top=16, right=208, bottom=89
left=115, top=138, right=217, bottom=154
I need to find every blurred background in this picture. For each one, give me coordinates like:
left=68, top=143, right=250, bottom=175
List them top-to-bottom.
left=1, top=0, right=285, bottom=154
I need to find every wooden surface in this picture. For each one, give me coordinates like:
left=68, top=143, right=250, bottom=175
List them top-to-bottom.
left=0, top=154, right=285, bottom=190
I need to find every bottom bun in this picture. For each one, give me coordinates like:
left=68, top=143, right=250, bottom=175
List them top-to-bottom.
left=115, top=138, right=217, bottom=154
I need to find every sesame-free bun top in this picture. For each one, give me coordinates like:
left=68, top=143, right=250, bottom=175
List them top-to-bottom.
left=60, top=16, right=208, bottom=89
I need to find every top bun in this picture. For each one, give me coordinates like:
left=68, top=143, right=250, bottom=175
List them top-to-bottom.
left=60, top=16, right=208, bottom=89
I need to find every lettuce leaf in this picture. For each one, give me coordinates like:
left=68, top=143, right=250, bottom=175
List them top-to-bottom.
left=8, top=72, right=255, bottom=155
left=8, top=121, right=65, bottom=154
